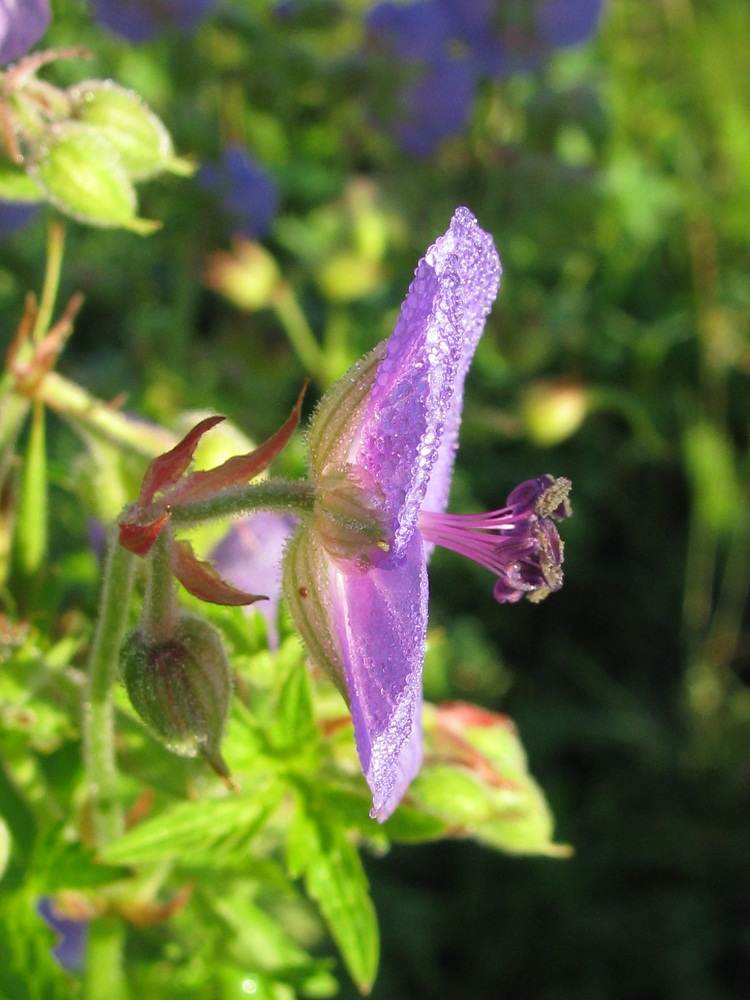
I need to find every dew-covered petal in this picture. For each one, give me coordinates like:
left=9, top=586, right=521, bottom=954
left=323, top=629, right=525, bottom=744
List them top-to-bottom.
left=0, top=0, right=50, bottom=64
left=352, top=208, right=500, bottom=559
left=412, top=208, right=502, bottom=522
left=328, top=533, right=427, bottom=820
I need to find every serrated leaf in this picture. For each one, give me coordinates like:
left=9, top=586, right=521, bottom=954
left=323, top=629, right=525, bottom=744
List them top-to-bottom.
left=268, top=663, right=315, bottom=751
left=409, top=703, right=570, bottom=857
left=100, top=781, right=284, bottom=865
left=290, top=802, right=379, bottom=994
left=34, top=837, right=126, bottom=891
left=211, top=893, right=337, bottom=996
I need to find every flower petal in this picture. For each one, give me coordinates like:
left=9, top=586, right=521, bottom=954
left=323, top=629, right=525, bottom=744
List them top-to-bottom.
left=0, top=0, right=50, bottom=65
left=421, top=206, right=502, bottom=519
left=351, top=208, right=501, bottom=559
left=211, top=512, right=296, bottom=649
left=328, top=533, right=427, bottom=820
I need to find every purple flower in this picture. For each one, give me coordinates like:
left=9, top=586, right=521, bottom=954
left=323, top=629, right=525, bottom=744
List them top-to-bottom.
left=0, top=0, right=50, bottom=64
left=90, top=0, right=215, bottom=43
left=437, top=0, right=604, bottom=76
left=365, top=1, right=476, bottom=158
left=198, top=145, right=280, bottom=240
left=0, top=199, right=41, bottom=235
left=284, top=208, right=571, bottom=820
left=211, top=512, right=296, bottom=650
left=37, top=897, right=87, bottom=972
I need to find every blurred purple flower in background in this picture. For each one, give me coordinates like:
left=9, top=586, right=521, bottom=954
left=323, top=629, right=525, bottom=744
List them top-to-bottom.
left=0, top=0, right=50, bottom=65
left=90, top=0, right=216, bottom=43
left=364, top=0, right=604, bottom=154
left=365, top=0, right=476, bottom=157
left=438, top=0, right=604, bottom=75
left=0, top=1, right=48, bottom=235
left=198, top=145, right=280, bottom=239
left=0, top=200, right=41, bottom=236
left=211, top=512, right=296, bottom=649
left=37, top=898, right=87, bottom=972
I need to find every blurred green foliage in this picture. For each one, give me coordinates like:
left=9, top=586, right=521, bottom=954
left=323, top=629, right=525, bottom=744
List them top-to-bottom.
left=1, top=0, right=749, bottom=997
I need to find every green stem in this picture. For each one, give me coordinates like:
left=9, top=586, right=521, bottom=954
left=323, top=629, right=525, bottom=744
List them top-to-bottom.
left=32, top=219, right=65, bottom=343
left=272, top=285, right=326, bottom=384
left=37, top=370, right=178, bottom=457
left=0, top=375, right=30, bottom=490
left=169, top=477, right=316, bottom=528
left=142, top=525, right=178, bottom=642
left=83, top=532, right=137, bottom=847
left=84, top=917, right=127, bottom=1000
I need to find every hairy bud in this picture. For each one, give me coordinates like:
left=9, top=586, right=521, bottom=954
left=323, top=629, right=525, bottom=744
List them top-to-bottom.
left=67, top=80, right=188, bottom=181
left=28, top=122, right=159, bottom=234
left=121, top=614, right=232, bottom=771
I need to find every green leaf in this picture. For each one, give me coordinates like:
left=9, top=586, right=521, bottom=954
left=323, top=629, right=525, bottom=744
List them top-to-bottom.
left=683, top=421, right=742, bottom=536
left=268, top=662, right=315, bottom=751
left=408, top=704, right=571, bottom=857
left=100, top=780, right=284, bottom=865
left=289, top=800, right=379, bottom=994
left=34, top=834, right=126, bottom=891
left=211, top=893, right=338, bottom=997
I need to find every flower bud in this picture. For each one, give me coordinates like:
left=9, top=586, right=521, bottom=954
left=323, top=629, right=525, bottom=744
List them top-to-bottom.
left=67, top=80, right=189, bottom=181
left=29, top=122, right=159, bottom=234
left=203, top=239, right=282, bottom=311
left=520, top=378, right=588, bottom=446
left=121, top=614, right=232, bottom=768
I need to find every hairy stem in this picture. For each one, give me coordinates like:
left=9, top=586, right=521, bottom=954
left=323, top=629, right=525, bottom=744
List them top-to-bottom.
left=32, top=219, right=66, bottom=343
left=169, top=477, right=316, bottom=528
left=142, top=525, right=178, bottom=642
left=83, top=533, right=137, bottom=846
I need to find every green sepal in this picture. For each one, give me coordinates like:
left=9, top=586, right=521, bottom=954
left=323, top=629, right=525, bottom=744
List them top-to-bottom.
left=68, top=80, right=176, bottom=181
left=29, top=122, right=159, bottom=233
left=0, top=157, right=43, bottom=203
left=307, top=343, right=383, bottom=474
left=282, top=522, right=348, bottom=699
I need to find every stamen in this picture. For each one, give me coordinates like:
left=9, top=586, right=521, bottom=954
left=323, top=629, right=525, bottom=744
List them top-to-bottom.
left=418, top=476, right=571, bottom=603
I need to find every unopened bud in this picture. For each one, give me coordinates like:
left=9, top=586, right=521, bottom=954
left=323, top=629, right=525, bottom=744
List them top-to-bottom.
left=67, top=80, right=189, bottom=181
left=29, top=122, right=159, bottom=234
left=204, top=240, right=281, bottom=311
left=315, top=252, right=382, bottom=303
left=520, top=379, right=588, bottom=447
left=121, top=614, right=232, bottom=771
